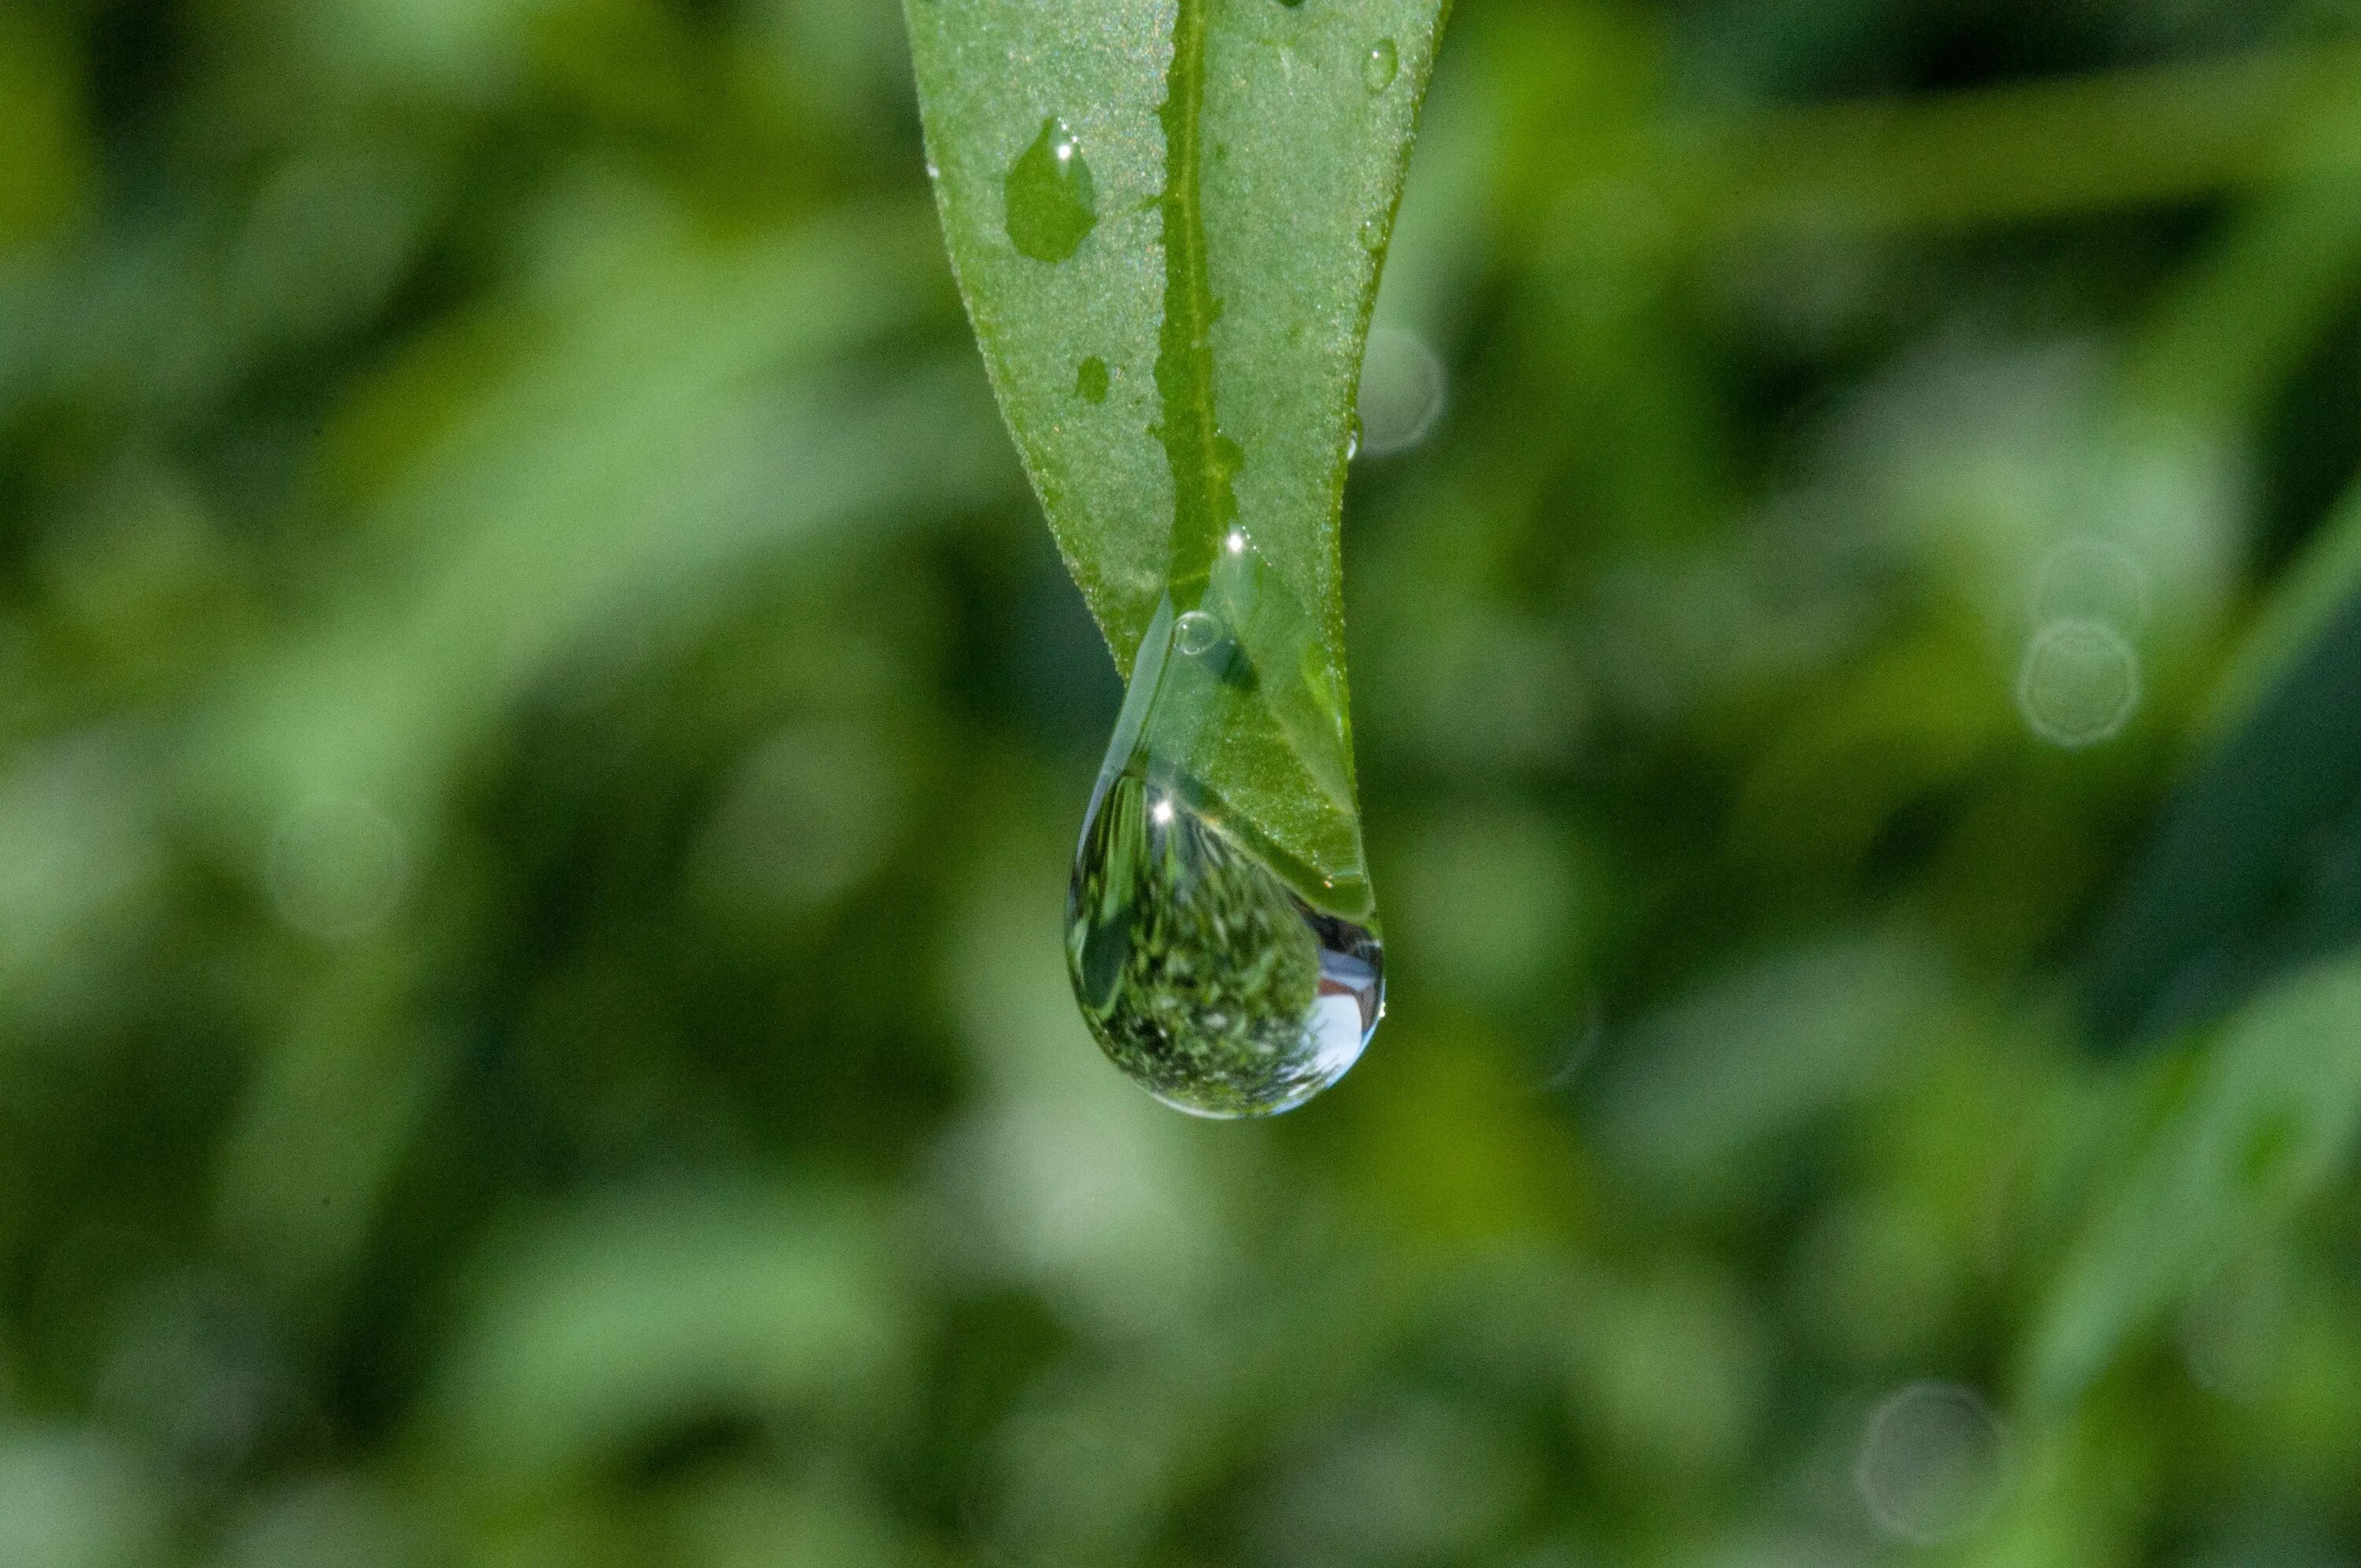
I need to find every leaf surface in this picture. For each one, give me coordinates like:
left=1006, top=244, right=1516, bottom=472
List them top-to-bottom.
left=906, top=0, right=1448, bottom=879
left=2028, top=952, right=2361, bottom=1412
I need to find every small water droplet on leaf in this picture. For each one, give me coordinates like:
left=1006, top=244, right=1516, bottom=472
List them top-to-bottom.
left=1362, top=39, right=1399, bottom=94
left=1004, top=116, right=1098, bottom=264
left=1173, top=610, right=1222, bottom=655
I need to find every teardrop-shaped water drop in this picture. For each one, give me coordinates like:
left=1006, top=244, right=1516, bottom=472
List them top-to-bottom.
left=1362, top=39, right=1399, bottom=94
left=1004, top=116, right=1098, bottom=264
left=1066, top=549, right=1382, bottom=1118
left=1070, top=774, right=1380, bottom=1117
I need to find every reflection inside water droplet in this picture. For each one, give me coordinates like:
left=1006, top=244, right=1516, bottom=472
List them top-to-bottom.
left=1363, top=39, right=1399, bottom=94
left=1004, top=116, right=1098, bottom=264
left=1066, top=550, right=1382, bottom=1119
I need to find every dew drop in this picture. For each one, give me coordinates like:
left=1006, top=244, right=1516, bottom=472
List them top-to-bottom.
left=1362, top=38, right=1399, bottom=94
left=1004, top=116, right=1097, bottom=264
left=1357, top=216, right=1384, bottom=253
left=1075, top=355, right=1110, bottom=404
left=1066, top=563, right=1382, bottom=1118
left=1173, top=609, right=1222, bottom=656
left=2017, top=618, right=2139, bottom=748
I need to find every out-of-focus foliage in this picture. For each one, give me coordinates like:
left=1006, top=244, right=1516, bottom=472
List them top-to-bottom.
left=7, top=2, right=2361, bottom=1565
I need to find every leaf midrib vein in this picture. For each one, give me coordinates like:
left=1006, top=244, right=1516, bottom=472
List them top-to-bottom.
left=1155, top=0, right=1228, bottom=596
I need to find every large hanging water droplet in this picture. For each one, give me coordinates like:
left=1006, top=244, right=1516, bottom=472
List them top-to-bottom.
left=1362, top=39, right=1399, bottom=94
left=1004, top=116, right=1098, bottom=264
left=1066, top=544, right=1382, bottom=1118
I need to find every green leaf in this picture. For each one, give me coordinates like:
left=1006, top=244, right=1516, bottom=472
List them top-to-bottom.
left=904, top=0, right=1450, bottom=879
left=2080, top=493, right=2361, bottom=1046
left=2027, top=951, right=2361, bottom=1414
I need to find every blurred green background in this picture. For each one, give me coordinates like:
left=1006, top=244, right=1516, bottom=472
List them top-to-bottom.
left=9, top=0, right=2361, bottom=1562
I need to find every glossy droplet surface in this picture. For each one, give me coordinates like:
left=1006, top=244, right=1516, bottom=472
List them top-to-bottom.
left=1362, top=39, right=1399, bottom=94
left=1004, top=116, right=1097, bottom=264
left=1075, top=356, right=1110, bottom=404
left=1066, top=548, right=1382, bottom=1118
left=1173, top=609, right=1221, bottom=655
left=1070, top=773, right=1381, bottom=1118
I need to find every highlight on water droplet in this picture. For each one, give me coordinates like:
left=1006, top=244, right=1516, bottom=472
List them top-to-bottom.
left=1362, top=38, right=1399, bottom=94
left=1003, top=116, right=1097, bottom=264
left=1355, top=323, right=1447, bottom=458
left=1075, top=355, right=1110, bottom=404
left=1066, top=550, right=1382, bottom=1119
left=2017, top=618, right=2139, bottom=748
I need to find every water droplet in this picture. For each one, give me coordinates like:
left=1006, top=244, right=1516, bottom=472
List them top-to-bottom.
left=1362, top=38, right=1399, bottom=94
left=1004, top=116, right=1097, bottom=264
left=1357, top=216, right=1384, bottom=253
left=1075, top=356, right=1110, bottom=404
left=1343, top=414, right=1361, bottom=462
left=1067, top=558, right=1381, bottom=1119
left=1173, top=610, right=1222, bottom=656
left=2017, top=618, right=2139, bottom=747
left=1070, top=777, right=1380, bottom=1117
left=1854, top=1382, right=2008, bottom=1545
